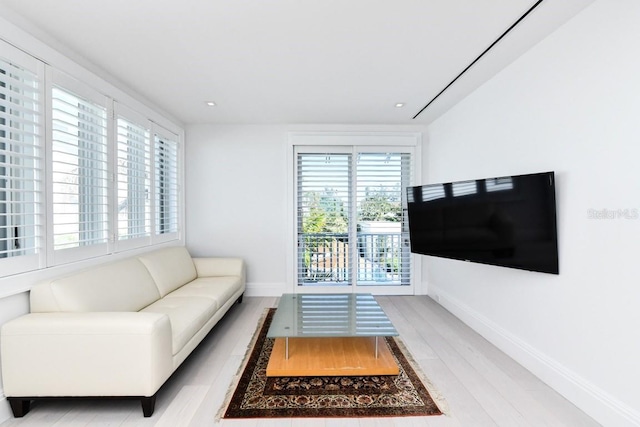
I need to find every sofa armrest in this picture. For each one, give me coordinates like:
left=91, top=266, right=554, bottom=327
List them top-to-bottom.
left=192, top=257, right=245, bottom=281
left=1, top=312, right=173, bottom=397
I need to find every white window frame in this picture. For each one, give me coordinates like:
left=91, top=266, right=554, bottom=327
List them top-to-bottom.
left=0, top=32, right=184, bottom=292
left=0, top=41, right=45, bottom=277
left=47, top=69, right=111, bottom=266
left=113, top=102, right=152, bottom=251
left=152, top=125, right=181, bottom=244
left=287, top=132, right=422, bottom=296
left=355, top=149, right=413, bottom=287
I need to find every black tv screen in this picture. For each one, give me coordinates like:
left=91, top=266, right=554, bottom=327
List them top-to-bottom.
left=407, top=171, right=559, bottom=274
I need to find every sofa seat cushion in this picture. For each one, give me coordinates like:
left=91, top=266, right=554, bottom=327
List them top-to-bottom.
left=167, top=277, right=242, bottom=309
left=141, top=296, right=216, bottom=355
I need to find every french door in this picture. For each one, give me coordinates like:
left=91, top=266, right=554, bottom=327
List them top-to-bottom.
left=294, top=145, right=414, bottom=294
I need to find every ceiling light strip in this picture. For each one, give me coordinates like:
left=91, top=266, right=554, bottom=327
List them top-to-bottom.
left=412, top=0, right=545, bottom=120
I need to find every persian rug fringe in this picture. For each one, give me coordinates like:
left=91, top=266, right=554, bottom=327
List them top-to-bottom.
left=215, top=308, right=270, bottom=421
left=393, top=337, right=449, bottom=415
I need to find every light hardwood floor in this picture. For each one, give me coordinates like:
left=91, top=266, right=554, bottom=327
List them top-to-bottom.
left=0, top=296, right=601, bottom=427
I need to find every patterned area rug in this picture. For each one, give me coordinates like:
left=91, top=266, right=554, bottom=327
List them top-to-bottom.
left=220, top=308, right=445, bottom=419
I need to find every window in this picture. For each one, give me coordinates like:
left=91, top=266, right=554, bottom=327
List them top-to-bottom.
left=0, top=42, right=183, bottom=282
left=0, top=50, right=43, bottom=276
left=51, top=86, right=108, bottom=259
left=116, top=107, right=151, bottom=247
left=154, top=133, right=179, bottom=237
left=295, top=145, right=414, bottom=289
left=297, top=152, right=351, bottom=284
left=356, top=152, right=411, bottom=286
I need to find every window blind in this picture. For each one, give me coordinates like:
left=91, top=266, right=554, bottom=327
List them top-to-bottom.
left=0, top=43, right=185, bottom=282
left=0, top=57, right=41, bottom=260
left=51, top=87, right=108, bottom=250
left=116, top=116, right=150, bottom=241
left=154, top=134, right=179, bottom=235
left=297, top=152, right=351, bottom=285
left=356, top=152, right=412, bottom=285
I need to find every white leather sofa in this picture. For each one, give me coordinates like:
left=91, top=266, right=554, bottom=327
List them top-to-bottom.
left=0, top=246, right=245, bottom=417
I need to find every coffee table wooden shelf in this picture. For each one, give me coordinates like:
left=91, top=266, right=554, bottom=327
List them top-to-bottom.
left=266, top=294, right=399, bottom=377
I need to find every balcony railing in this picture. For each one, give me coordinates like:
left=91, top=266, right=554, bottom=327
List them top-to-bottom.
left=298, top=231, right=406, bottom=285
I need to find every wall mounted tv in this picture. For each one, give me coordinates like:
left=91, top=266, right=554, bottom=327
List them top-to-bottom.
left=407, top=171, right=559, bottom=274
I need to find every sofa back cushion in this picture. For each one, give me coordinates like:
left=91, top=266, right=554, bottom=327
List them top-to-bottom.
left=137, top=246, right=197, bottom=297
left=30, top=258, right=161, bottom=313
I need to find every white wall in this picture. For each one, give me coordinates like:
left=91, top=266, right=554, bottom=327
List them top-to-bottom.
left=425, top=1, right=640, bottom=425
left=184, top=124, right=428, bottom=296
left=185, top=125, right=289, bottom=295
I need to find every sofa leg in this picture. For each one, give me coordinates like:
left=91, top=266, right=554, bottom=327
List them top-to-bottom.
left=237, top=293, right=244, bottom=304
left=141, top=395, right=156, bottom=417
left=8, top=398, right=31, bottom=417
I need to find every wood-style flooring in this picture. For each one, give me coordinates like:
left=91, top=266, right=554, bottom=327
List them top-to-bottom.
left=0, top=296, right=601, bottom=426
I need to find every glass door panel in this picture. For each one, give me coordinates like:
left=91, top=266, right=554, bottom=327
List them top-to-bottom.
left=295, top=148, right=413, bottom=292
left=297, top=152, right=351, bottom=286
left=356, top=153, right=411, bottom=287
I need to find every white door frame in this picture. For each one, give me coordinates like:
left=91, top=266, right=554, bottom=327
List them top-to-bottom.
left=286, top=131, right=422, bottom=296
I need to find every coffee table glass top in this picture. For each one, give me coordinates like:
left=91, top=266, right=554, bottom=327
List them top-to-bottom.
left=267, top=293, right=398, bottom=338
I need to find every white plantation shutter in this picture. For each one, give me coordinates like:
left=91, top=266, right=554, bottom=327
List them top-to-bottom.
left=0, top=43, right=185, bottom=283
left=0, top=53, right=43, bottom=274
left=51, top=86, right=108, bottom=255
left=116, top=110, right=151, bottom=246
left=154, top=133, right=179, bottom=236
left=295, top=145, right=414, bottom=289
left=297, top=152, right=352, bottom=285
left=356, top=152, right=412, bottom=286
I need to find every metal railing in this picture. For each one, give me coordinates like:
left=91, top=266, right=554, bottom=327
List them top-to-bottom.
left=298, top=232, right=405, bottom=285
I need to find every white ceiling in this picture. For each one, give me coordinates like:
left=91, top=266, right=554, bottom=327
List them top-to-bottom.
left=0, top=0, right=594, bottom=125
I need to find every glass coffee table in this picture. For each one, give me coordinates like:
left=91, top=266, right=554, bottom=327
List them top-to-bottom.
left=266, top=293, right=399, bottom=377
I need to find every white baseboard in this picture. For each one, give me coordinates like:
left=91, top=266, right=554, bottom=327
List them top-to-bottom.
left=245, top=282, right=287, bottom=297
left=430, top=285, right=640, bottom=427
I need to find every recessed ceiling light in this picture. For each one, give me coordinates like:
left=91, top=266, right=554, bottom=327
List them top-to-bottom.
left=205, top=101, right=216, bottom=107
left=395, top=103, right=405, bottom=108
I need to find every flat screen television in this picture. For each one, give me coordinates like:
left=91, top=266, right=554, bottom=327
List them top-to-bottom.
left=406, top=171, right=559, bottom=274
